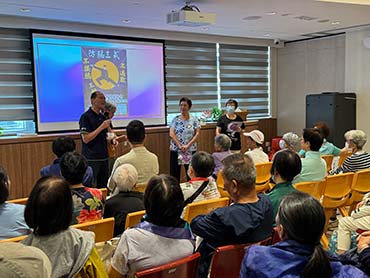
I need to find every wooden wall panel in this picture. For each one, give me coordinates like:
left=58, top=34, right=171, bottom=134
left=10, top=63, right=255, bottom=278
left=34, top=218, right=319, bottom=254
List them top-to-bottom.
left=0, top=119, right=277, bottom=198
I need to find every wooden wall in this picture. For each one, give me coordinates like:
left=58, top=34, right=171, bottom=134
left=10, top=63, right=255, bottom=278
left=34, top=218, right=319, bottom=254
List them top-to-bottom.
left=0, top=119, right=275, bottom=199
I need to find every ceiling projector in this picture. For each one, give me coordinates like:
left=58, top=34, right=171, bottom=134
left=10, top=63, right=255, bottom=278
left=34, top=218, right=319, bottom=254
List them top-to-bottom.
left=167, top=4, right=216, bottom=27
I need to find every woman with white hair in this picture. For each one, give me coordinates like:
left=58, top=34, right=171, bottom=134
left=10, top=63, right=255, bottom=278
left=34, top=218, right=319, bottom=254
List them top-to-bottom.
left=330, top=130, right=370, bottom=175
left=279, top=132, right=301, bottom=153
left=212, top=134, right=232, bottom=177
left=103, top=164, right=144, bottom=236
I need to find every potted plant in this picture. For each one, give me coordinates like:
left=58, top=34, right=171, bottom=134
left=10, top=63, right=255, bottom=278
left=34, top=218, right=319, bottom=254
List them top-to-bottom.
left=211, top=106, right=223, bottom=121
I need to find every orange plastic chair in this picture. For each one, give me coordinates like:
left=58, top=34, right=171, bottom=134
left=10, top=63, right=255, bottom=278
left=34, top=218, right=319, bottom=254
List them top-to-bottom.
left=338, top=152, right=352, bottom=167
left=321, top=155, right=334, bottom=172
left=255, top=162, right=272, bottom=193
left=340, top=169, right=370, bottom=216
left=216, top=170, right=229, bottom=198
left=293, top=180, right=326, bottom=201
left=100, top=188, right=108, bottom=200
left=8, top=197, right=28, bottom=206
left=183, top=197, right=230, bottom=223
left=124, top=210, right=146, bottom=230
left=72, top=217, right=114, bottom=242
left=0, top=235, right=27, bottom=243
left=209, top=237, right=271, bottom=278
left=134, top=252, right=200, bottom=278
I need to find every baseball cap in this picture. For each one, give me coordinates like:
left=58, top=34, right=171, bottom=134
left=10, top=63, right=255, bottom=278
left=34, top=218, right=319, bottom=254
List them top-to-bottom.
left=243, top=130, right=265, bottom=145
left=0, top=242, right=52, bottom=278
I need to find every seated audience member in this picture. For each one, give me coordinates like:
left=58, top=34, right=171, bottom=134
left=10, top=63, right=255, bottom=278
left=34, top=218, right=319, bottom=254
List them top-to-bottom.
left=108, top=120, right=159, bottom=193
left=300, top=121, right=346, bottom=157
left=293, top=128, right=326, bottom=184
left=243, top=130, right=269, bottom=164
left=330, top=130, right=370, bottom=175
left=279, top=132, right=301, bottom=153
left=212, top=134, right=232, bottom=177
left=40, top=136, right=94, bottom=187
left=267, top=150, right=302, bottom=221
left=60, top=151, right=104, bottom=224
left=181, top=151, right=220, bottom=203
left=190, top=154, right=273, bottom=278
left=104, top=164, right=144, bottom=237
left=0, top=165, right=30, bottom=240
left=108, top=174, right=195, bottom=278
left=22, top=176, right=107, bottom=278
left=240, top=191, right=367, bottom=278
left=334, top=193, right=370, bottom=254
left=356, top=231, right=370, bottom=276
left=0, top=242, right=52, bottom=278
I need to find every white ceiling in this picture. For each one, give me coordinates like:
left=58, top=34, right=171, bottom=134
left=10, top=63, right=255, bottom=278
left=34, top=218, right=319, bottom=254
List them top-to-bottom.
left=1, top=0, right=370, bottom=41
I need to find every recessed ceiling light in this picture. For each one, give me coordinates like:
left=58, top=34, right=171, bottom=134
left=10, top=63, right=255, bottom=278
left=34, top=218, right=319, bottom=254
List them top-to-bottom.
left=19, top=8, right=30, bottom=13
left=266, top=11, right=277, bottom=16
left=242, top=16, right=262, bottom=20
left=122, top=19, right=131, bottom=23
left=331, top=21, right=341, bottom=25
left=201, top=27, right=209, bottom=31
left=264, top=33, right=271, bottom=37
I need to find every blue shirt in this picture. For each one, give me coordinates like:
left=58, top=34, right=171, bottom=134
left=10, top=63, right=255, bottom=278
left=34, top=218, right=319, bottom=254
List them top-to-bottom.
left=40, top=158, right=94, bottom=187
left=0, top=202, right=30, bottom=240
left=241, top=240, right=368, bottom=278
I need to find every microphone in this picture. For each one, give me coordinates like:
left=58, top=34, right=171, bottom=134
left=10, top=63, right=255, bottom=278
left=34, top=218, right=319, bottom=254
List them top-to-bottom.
left=103, top=111, right=110, bottom=119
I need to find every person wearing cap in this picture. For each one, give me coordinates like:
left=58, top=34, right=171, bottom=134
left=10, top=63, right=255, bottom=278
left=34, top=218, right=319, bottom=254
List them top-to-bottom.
left=216, top=99, right=246, bottom=153
left=293, top=128, right=327, bottom=184
left=244, top=129, right=269, bottom=164
left=279, top=132, right=301, bottom=153
left=104, top=164, right=145, bottom=237
left=0, top=242, right=52, bottom=278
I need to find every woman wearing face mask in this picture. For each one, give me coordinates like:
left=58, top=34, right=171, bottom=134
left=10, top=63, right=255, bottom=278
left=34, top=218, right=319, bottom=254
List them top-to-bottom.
left=216, top=99, right=245, bottom=153
left=278, top=132, right=301, bottom=153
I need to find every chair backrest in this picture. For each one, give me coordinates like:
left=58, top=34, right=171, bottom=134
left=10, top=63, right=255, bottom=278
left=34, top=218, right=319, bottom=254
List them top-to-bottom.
left=338, top=152, right=352, bottom=167
left=321, top=155, right=334, bottom=172
left=255, top=162, right=272, bottom=193
left=344, top=169, right=370, bottom=210
left=216, top=170, right=229, bottom=198
left=322, top=172, right=354, bottom=208
left=294, top=180, right=326, bottom=200
left=133, top=183, right=147, bottom=193
left=8, top=197, right=28, bottom=206
left=183, top=197, right=229, bottom=223
left=125, top=210, right=146, bottom=230
left=72, top=217, right=114, bottom=242
left=0, top=235, right=27, bottom=243
left=209, top=237, right=271, bottom=278
left=134, top=252, right=201, bottom=278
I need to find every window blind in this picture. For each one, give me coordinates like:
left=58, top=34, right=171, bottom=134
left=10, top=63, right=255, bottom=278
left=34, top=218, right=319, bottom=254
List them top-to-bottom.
left=0, top=28, right=33, bottom=121
left=165, top=41, right=217, bottom=115
left=219, top=44, right=270, bottom=118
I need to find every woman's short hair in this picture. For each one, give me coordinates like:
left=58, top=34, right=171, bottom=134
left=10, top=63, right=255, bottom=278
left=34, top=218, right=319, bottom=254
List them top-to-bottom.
left=179, top=97, right=192, bottom=109
left=226, top=99, right=238, bottom=109
left=314, top=122, right=330, bottom=139
left=302, top=128, right=323, bottom=151
left=345, top=129, right=367, bottom=149
left=281, top=132, right=300, bottom=152
left=215, top=134, right=232, bottom=151
left=52, top=136, right=76, bottom=158
left=271, top=150, right=302, bottom=182
left=60, top=152, right=87, bottom=185
left=222, top=154, right=256, bottom=192
left=112, top=164, right=138, bottom=192
left=0, top=166, right=9, bottom=204
left=144, top=174, right=184, bottom=227
left=24, top=176, right=72, bottom=236
left=277, top=191, right=331, bottom=278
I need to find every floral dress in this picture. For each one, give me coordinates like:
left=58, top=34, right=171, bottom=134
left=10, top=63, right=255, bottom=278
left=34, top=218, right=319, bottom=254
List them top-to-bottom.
left=71, top=187, right=105, bottom=224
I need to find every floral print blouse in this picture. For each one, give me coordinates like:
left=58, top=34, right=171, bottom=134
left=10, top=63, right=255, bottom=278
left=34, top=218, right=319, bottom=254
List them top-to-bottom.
left=71, top=187, right=104, bottom=224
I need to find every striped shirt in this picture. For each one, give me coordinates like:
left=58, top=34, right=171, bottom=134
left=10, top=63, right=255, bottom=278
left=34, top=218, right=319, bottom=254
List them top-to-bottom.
left=330, top=152, right=370, bottom=175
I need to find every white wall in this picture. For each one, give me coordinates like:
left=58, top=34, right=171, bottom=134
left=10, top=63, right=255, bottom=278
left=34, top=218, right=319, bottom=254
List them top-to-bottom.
left=345, top=28, right=370, bottom=140
left=277, top=35, right=345, bottom=135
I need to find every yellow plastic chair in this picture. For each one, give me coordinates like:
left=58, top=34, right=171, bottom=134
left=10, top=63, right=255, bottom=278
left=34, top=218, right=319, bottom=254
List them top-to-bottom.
left=338, top=152, right=352, bottom=167
left=321, top=155, right=334, bottom=172
left=255, top=162, right=272, bottom=193
left=340, top=169, right=370, bottom=216
left=216, top=170, right=230, bottom=198
left=294, top=180, right=326, bottom=201
left=133, top=183, right=147, bottom=193
left=8, top=197, right=28, bottom=206
left=183, top=197, right=230, bottom=223
left=124, top=210, right=146, bottom=230
left=72, top=217, right=115, bottom=243
left=0, top=235, right=27, bottom=243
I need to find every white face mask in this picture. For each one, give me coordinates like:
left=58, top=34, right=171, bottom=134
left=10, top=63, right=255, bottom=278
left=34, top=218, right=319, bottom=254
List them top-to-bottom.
left=226, top=106, right=235, bottom=113
left=279, top=140, right=286, bottom=150
left=345, top=142, right=352, bottom=152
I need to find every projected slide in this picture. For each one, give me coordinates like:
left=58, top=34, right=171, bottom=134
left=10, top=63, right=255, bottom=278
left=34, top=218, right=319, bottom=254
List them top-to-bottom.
left=32, top=32, right=166, bottom=133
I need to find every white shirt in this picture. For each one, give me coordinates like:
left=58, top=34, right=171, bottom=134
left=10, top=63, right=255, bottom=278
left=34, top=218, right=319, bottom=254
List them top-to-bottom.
left=245, top=147, right=269, bottom=164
